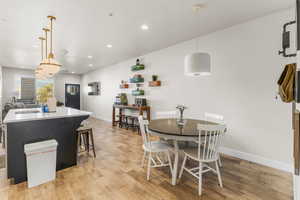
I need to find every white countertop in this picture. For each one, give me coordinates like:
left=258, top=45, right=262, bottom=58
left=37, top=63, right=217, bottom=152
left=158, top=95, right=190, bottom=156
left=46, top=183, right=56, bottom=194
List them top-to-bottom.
left=3, top=107, right=92, bottom=123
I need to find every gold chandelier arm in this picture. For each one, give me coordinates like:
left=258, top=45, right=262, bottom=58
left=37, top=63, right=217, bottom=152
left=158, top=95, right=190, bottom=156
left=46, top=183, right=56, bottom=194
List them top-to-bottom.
left=42, top=28, right=50, bottom=59
left=38, top=37, right=45, bottom=60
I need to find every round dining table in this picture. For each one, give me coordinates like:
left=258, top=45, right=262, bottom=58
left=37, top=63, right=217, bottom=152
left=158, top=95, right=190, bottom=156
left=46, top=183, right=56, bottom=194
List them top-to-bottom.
left=148, top=118, right=218, bottom=186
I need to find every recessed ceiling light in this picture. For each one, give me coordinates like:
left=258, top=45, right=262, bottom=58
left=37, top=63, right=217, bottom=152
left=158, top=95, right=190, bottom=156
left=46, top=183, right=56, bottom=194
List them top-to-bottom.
left=192, top=4, right=206, bottom=12
left=0, top=18, right=7, bottom=23
left=141, top=24, right=149, bottom=30
left=106, top=44, right=112, bottom=48
left=87, top=55, right=93, bottom=59
left=89, top=64, right=93, bottom=67
left=71, top=72, right=75, bottom=74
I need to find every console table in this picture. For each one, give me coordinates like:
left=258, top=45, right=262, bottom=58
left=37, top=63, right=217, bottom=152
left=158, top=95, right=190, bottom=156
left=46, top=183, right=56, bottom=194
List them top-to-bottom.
left=112, top=105, right=151, bottom=126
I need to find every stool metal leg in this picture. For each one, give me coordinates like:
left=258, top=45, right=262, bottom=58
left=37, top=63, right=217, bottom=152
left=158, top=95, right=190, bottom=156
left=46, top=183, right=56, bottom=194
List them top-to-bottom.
left=90, top=130, right=96, bottom=158
left=86, top=132, right=90, bottom=153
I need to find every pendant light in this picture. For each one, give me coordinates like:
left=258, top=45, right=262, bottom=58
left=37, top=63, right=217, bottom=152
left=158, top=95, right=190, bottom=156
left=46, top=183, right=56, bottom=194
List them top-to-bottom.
left=39, top=16, right=61, bottom=77
left=184, top=38, right=211, bottom=76
left=184, top=52, right=211, bottom=76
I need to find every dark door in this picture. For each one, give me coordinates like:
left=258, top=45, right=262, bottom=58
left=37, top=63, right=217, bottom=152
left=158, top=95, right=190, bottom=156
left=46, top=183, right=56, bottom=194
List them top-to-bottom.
left=65, top=84, right=80, bottom=109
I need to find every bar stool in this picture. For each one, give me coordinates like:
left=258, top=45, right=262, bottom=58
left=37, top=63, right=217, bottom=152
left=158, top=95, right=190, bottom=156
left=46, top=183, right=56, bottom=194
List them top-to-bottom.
left=118, top=114, right=129, bottom=129
left=124, top=116, right=139, bottom=133
left=132, top=116, right=141, bottom=134
left=76, top=124, right=96, bottom=158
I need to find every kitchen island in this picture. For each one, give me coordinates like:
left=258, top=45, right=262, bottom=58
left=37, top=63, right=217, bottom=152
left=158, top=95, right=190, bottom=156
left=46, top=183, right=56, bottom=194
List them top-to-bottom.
left=3, top=107, right=91, bottom=184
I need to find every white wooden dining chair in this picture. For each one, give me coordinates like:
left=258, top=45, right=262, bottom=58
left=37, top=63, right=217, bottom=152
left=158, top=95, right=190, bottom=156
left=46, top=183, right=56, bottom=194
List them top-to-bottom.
left=155, top=111, right=178, bottom=119
left=155, top=111, right=178, bottom=142
left=204, top=112, right=225, bottom=167
left=204, top=112, right=224, bottom=124
left=138, top=116, right=173, bottom=180
left=179, top=124, right=226, bottom=196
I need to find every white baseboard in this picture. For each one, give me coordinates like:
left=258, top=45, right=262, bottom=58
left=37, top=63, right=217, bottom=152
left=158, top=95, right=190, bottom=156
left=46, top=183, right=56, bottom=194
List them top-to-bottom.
left=91, top=114, right=112, bottom=123
left=219, top=147, right=293, bottom=173
left=0, top=168, right=6, bottom=181
left=295, top=175, right=300, bottom=200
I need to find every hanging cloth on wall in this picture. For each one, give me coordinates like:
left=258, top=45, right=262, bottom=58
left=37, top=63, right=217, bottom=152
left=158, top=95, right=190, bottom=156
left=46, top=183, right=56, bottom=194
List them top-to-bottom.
left=277, top=63, right=296, bottom=103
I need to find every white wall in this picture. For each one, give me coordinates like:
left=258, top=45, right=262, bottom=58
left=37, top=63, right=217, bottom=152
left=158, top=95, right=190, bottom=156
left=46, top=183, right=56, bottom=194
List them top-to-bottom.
left=81, top=9, right=296, bottom=168
left=2, top=67, right=81, bottom=107
left=2, top=67, right=35, bottom=105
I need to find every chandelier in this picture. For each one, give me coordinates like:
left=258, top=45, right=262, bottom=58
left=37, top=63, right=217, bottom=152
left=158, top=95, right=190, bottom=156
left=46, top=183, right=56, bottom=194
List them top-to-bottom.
left=35, top=16, right=61, bottom=79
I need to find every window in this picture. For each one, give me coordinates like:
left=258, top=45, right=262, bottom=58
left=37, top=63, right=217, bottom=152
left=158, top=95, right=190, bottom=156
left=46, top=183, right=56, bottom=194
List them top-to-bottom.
left=20, top=78, right=35, bottom=100
left=36, top=79, right=54, bottom=104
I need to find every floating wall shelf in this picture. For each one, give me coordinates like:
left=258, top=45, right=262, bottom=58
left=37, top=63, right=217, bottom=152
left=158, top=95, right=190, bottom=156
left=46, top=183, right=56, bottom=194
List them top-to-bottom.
left=131, top=64, right=145, bottom=71
left=130, top=77, right=144, bottom=83
left=149, top=81, right=161, bottom=87
left=120, top=84, right=129, bottom=89
left=132, top=90, right=145, bottom=96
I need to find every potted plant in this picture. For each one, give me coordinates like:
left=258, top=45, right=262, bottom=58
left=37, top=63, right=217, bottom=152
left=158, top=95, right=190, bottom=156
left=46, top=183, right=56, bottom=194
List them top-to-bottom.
left=152, top=75, right=158, bottom=81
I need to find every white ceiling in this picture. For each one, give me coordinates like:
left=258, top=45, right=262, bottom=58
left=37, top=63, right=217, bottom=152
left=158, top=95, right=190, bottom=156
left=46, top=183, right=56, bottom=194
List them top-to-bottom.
left=0, top=0, right=294, bottom=74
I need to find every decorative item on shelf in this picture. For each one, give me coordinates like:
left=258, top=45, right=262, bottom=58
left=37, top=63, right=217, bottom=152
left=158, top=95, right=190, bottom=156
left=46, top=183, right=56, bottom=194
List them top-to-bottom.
left=131, top=59, right=145, bottom=71
left=130, top=74, right=144, bottom=83
left=149, top=75, right=161, bottom=87
left=152, top=75, right=158, bottom=81
left=120, top=80, right=129, bottom=89
left=88, top=82, right=100, bottom=96
left=136, top=83, right=143, bottom=88
left=132, top=88, right=145, bottom=96
left=114, top=93, right=128, bottom=105
left=135, top=98, right=147, bottom=106
left=176, top=105, right=188, bottom=125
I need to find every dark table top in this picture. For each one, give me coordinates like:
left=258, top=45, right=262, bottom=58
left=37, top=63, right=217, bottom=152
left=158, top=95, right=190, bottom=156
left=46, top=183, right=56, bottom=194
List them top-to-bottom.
left=148, top=118, right=218, bottom=137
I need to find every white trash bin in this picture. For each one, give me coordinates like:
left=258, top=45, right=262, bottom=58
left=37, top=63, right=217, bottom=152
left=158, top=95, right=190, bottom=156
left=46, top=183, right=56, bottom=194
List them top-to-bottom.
left=24, top=139, right=58, bottom=188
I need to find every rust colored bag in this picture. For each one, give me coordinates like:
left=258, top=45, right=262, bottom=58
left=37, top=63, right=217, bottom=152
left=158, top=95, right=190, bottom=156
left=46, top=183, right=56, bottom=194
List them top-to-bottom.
left=277, top=63, right=296, bottom=103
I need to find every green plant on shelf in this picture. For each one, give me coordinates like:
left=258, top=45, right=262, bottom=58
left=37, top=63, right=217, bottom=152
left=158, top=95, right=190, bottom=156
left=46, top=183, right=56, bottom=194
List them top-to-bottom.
left=152, top=75, right=158, bottom=81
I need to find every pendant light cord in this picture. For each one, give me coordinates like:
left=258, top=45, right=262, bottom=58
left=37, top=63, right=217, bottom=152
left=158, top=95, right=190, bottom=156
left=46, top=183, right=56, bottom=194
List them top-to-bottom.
left=47, top=16, right=56, bottom=58
left=50, top=18, right=53, bottom=54
left=43, top=28, right=49, bottom=59
left=38, top=37, right=45, bottom=60
left=41, top=38, right=44, bottom=59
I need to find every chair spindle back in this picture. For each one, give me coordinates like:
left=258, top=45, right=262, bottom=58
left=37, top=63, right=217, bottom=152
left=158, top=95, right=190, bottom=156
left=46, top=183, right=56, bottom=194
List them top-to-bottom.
left=197, top=124, right=226, bottom=161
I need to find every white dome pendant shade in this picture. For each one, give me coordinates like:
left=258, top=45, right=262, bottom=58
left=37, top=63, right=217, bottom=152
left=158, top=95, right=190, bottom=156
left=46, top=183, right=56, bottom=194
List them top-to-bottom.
left=184, top=52, right=211, bottom=76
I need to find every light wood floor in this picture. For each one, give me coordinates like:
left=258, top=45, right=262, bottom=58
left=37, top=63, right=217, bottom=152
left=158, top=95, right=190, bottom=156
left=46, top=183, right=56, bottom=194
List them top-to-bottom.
left=0, top=118, right=293, bottom=200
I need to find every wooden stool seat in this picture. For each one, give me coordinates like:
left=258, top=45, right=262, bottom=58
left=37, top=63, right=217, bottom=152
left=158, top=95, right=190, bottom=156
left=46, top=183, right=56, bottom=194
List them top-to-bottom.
left=76, top=126, right=96, bottom=158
